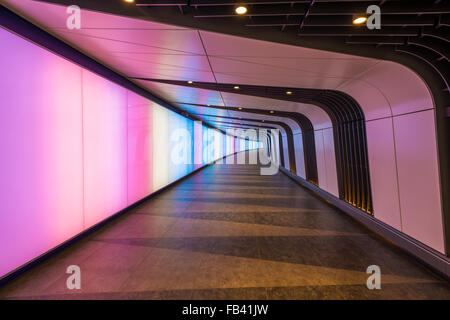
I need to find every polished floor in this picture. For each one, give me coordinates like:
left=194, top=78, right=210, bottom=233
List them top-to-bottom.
left=1, top=152, right=449, bottom=299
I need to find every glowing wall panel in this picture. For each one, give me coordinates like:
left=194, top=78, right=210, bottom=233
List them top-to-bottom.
left=0, top=27, right=84, bottom=277
left=0, top=27, right=243, bottom=279
left=82, top=70, right=128, bottom=227
left=127, top=91, right=153, bottom=205
left=152, top=104, right=169, bottom=191
left=168, top=112, right=190, bottom=182
left=194, top=121, right=203, bottom=169
left=293, top=133, right=306, bottom=178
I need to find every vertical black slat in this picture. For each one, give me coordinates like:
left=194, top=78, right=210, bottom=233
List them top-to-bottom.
left=339, top=92, right=372, bottom=214
left=324, top=93, right=357, bottom=207
left=344, top=93, right=372, bottom=213
left=337, top=94, right=361, bottom=208
left=348, top=94, right=368, bottom=211
left=321, top=95, right=352, bottom=202
left=343, top=107, right=358, bottom=207
left=291, top=113, right=318, bottom=184
left=360, top=118, right=373, bottom=213
left=346, top=119, right=358, bottom=207
left=353, top=119, right=364, bottom=210
left=358, top=119, right=369, bottom=211
left=351, top=120, right=361, bottom=208
left=342, top=122, right=352, bottom=204
left=342, top=123, right=353, bottom=204
left=333, top=125, right=346, bottom=199
left=285, top=127, right=297, bottom=175
left=303, top=129, right=318, bottom=184
left=278, top=132, right=285, bottom=168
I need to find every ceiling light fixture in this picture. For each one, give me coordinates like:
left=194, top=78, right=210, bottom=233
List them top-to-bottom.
left=124, top=0, right=135, bottom=3
left=235, top=6, right=248, bottom=15
left=352, top=16, right=367, bottom=25
left=187, top=81, right=193, bottom=84
left=234, top=85, right=240, bottom=89
left=286, top=91, right=293, bottom=95
left=238, top=107, right=243, bottom=110
left=269, top=110, right=275, bottom=114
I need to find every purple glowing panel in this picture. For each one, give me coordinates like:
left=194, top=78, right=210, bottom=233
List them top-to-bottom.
left=0, top=28, right=84, bottom=277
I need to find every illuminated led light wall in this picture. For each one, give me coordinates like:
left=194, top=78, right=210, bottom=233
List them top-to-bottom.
left=0, top=27, right=245, bottom=279
left=0, top=27, right=84, bottom=279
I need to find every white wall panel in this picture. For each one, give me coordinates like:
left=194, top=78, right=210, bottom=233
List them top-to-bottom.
left=393, top=110, right=444, bottom=253
left=366, top=118, right=402, bottom=229
left=322, top=128, right=339, bottom=197
left=314, top=130, right=327, bottom=191
left=293, top=133, right=306, bottom=178
left=282, top=135, right=290, bottom=171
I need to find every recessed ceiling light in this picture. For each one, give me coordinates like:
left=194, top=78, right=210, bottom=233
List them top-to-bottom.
left=124, top=0, right=135, bottom=3
left=235, top=6, right=247, bottom=15
left=352, top=16, right=367, bottom=25
left=187, top=81, right=193, bottom=84
left=234, top=85, right=240, bottom=90
left=286, top=91, right=293, bottom=95
left=238, top=107, right=243, bottom=110
left=269, top=110, right=275, bottom=114
left=262, top=120, right=265, bottom=122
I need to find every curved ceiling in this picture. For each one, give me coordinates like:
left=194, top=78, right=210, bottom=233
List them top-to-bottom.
left=2, top=0, right=435, bottom=135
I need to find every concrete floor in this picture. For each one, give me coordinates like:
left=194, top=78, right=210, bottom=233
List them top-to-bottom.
left=1, top=152, right=449, bottom=299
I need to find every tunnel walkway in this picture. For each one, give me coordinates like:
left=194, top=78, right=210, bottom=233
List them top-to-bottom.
left=1, top=151, right=449, bottom=299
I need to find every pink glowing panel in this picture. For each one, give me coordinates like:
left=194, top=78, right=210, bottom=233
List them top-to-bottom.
left=0, top=28, right=84, bottom=278
left=82, top=70, right=128, bottom=227
left=127, top=90, right=153, bottom=205
left=393, top=110, right=444, bottom=253
left=366, top=118, right=402, bottom=230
